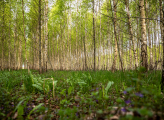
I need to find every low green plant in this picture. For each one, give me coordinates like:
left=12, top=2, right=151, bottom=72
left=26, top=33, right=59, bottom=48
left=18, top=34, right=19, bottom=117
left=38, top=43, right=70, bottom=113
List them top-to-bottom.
left=57, top=106, right=78, bottom=120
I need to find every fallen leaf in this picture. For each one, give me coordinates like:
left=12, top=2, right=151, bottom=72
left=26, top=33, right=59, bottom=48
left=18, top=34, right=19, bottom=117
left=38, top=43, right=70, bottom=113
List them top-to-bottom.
left=12, top=112, right=18, bottom=119
left=126, top=112, right=133, bottom=116
left=110, top=115, right=119, bottom=120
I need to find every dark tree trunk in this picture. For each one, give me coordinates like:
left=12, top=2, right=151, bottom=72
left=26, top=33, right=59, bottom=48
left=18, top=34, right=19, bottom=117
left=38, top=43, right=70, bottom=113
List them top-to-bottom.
left=93, top=0, right=96, bottom=71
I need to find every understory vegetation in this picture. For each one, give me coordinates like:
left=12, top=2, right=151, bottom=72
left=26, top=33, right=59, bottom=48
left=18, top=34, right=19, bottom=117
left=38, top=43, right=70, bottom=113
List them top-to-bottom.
left=0, top=69, right=163, bottom=120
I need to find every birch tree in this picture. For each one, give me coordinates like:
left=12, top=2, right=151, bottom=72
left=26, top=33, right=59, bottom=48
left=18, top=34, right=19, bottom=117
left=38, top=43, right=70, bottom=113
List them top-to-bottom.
left=139, top=0, right=148, bottom=70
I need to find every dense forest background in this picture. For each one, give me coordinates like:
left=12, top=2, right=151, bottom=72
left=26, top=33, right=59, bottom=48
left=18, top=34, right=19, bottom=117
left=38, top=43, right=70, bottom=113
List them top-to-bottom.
left=0, top=0, right=163, bottom=73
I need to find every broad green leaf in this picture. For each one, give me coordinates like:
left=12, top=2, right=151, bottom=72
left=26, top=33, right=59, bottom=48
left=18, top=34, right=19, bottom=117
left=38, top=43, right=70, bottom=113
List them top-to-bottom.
left=105, top=81, right=114, bottom=95
left=14, top=99, right=26, bottom=112
left=28, top=103, right=44, bottom=118
left=18, top=105, right=24, bottom=116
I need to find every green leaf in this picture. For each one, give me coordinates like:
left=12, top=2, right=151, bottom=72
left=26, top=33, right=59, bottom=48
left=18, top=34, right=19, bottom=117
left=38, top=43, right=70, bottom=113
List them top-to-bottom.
left=131, top=78, right=139, bottom=81
left=53, top=80, right=58, bottom=87
left=105, top=81, right=114, bottom=95
left=32, top=84, right=43, bottom=91
left=68, top=86, right=73, bottom=95
left=125, top=87, right=134, bottom=92
left=60, top=89, right=66, bottom=96
left=92, top=91, right=99, bottom=96
left=36, top=97, right=44, bottom=101
left=116, top=97, right=123, bottom=103
left=14, top=98, right=26, bottom=112
left=28, top=103, right=44, bottom=119
left=18, top=105, right=24, bottom=116
left=137, top=108, right=153, bottom=117
left=97, top=109, right=103, bottom=114
left=0, top=112, right=5, bottom=117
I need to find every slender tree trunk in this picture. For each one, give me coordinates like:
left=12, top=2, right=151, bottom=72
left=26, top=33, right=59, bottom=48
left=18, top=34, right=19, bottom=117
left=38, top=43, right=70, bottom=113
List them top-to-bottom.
left=1, top=0, right=5, bottom=71
left=22, top=0, right=28, bottom=71
left=39, top=0, right=42, bottom=73
left=44, top=0, right=48, bottom=72
left=76, top=0, right=78, bottom=70
left=93, top=0, right=96, bottom=71
left=99, top=0, right=102, bottom=70
left=107, top=0, right=110, bottom=70
left=111, top=0, right=118, bottom=72
left=111, top=0, right=123, bottom=72
left=125, top=0, right=138, bottom=69
left=139, top=0, right=148, bottom=70
left=145, top=0, right=153, bottom=70
left=160, top=0, right=163, bottom=62
left=9, top=1, right=11, bottom=71
left=79, top=1, right=82, bottom=70
left=136, top=2, right=140, bottom=66
left=67, top=3, right=70, bottom=70
left=69, top=5, right=72, bottom=70
left=41, top=11, right=44, bottom=71
left=14, top=12, right=18, bottom=70
left=84, top=14, right=88, bottom=70
left=147, top=22, right=153, bottom=70
left=154, top=22, right=157, bottom=66
left=60, top=24, right=63, bottom=70
left=37, top=25, right=39, bottom=70
left=110, top=25, right=113, bottom=70
left=118, top=27, right=124, bottom=70
left=151, top=27, right=154, bottom=68
left=116, top=31, right=123, bottom=71
left=32, top=33, right=35, bottom=69
left=121, top=33, right=124, bottom=70
left=103, top=34, right=105, bottom=70
left=83, top=35, right=87, bottom=70
left=57, top=36, right=59, bottom=70
left=18, top=37, right=22, bottom=70
left=129, top=40, right=132, bottom=70
left=126, top=41, right=128, bottom=69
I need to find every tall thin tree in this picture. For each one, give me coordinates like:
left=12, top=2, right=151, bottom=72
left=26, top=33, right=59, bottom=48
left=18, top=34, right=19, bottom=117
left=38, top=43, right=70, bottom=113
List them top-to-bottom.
left=1, top=0, right=5, bottom=71
left=22, top=0, right=27, bottom=71
left=39, top=0, right=42, bottom=73
left=44, top=0, right=48, bottom=72
left=93, top=0, right=96, bottom=71
left=111, top=0, right=118, bottom=72
left=125, top=0, right=138, bottom=69
left=139, top=0, right=148, bottom=70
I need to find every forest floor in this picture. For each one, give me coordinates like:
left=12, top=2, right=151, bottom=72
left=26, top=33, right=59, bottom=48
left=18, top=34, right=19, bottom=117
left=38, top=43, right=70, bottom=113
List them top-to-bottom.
left=0, top=69, right=164, bottom=120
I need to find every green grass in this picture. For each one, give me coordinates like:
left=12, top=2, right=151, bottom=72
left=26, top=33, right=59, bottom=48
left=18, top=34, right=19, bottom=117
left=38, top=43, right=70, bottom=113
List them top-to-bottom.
left=0, top=69, right=163, bottom=119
